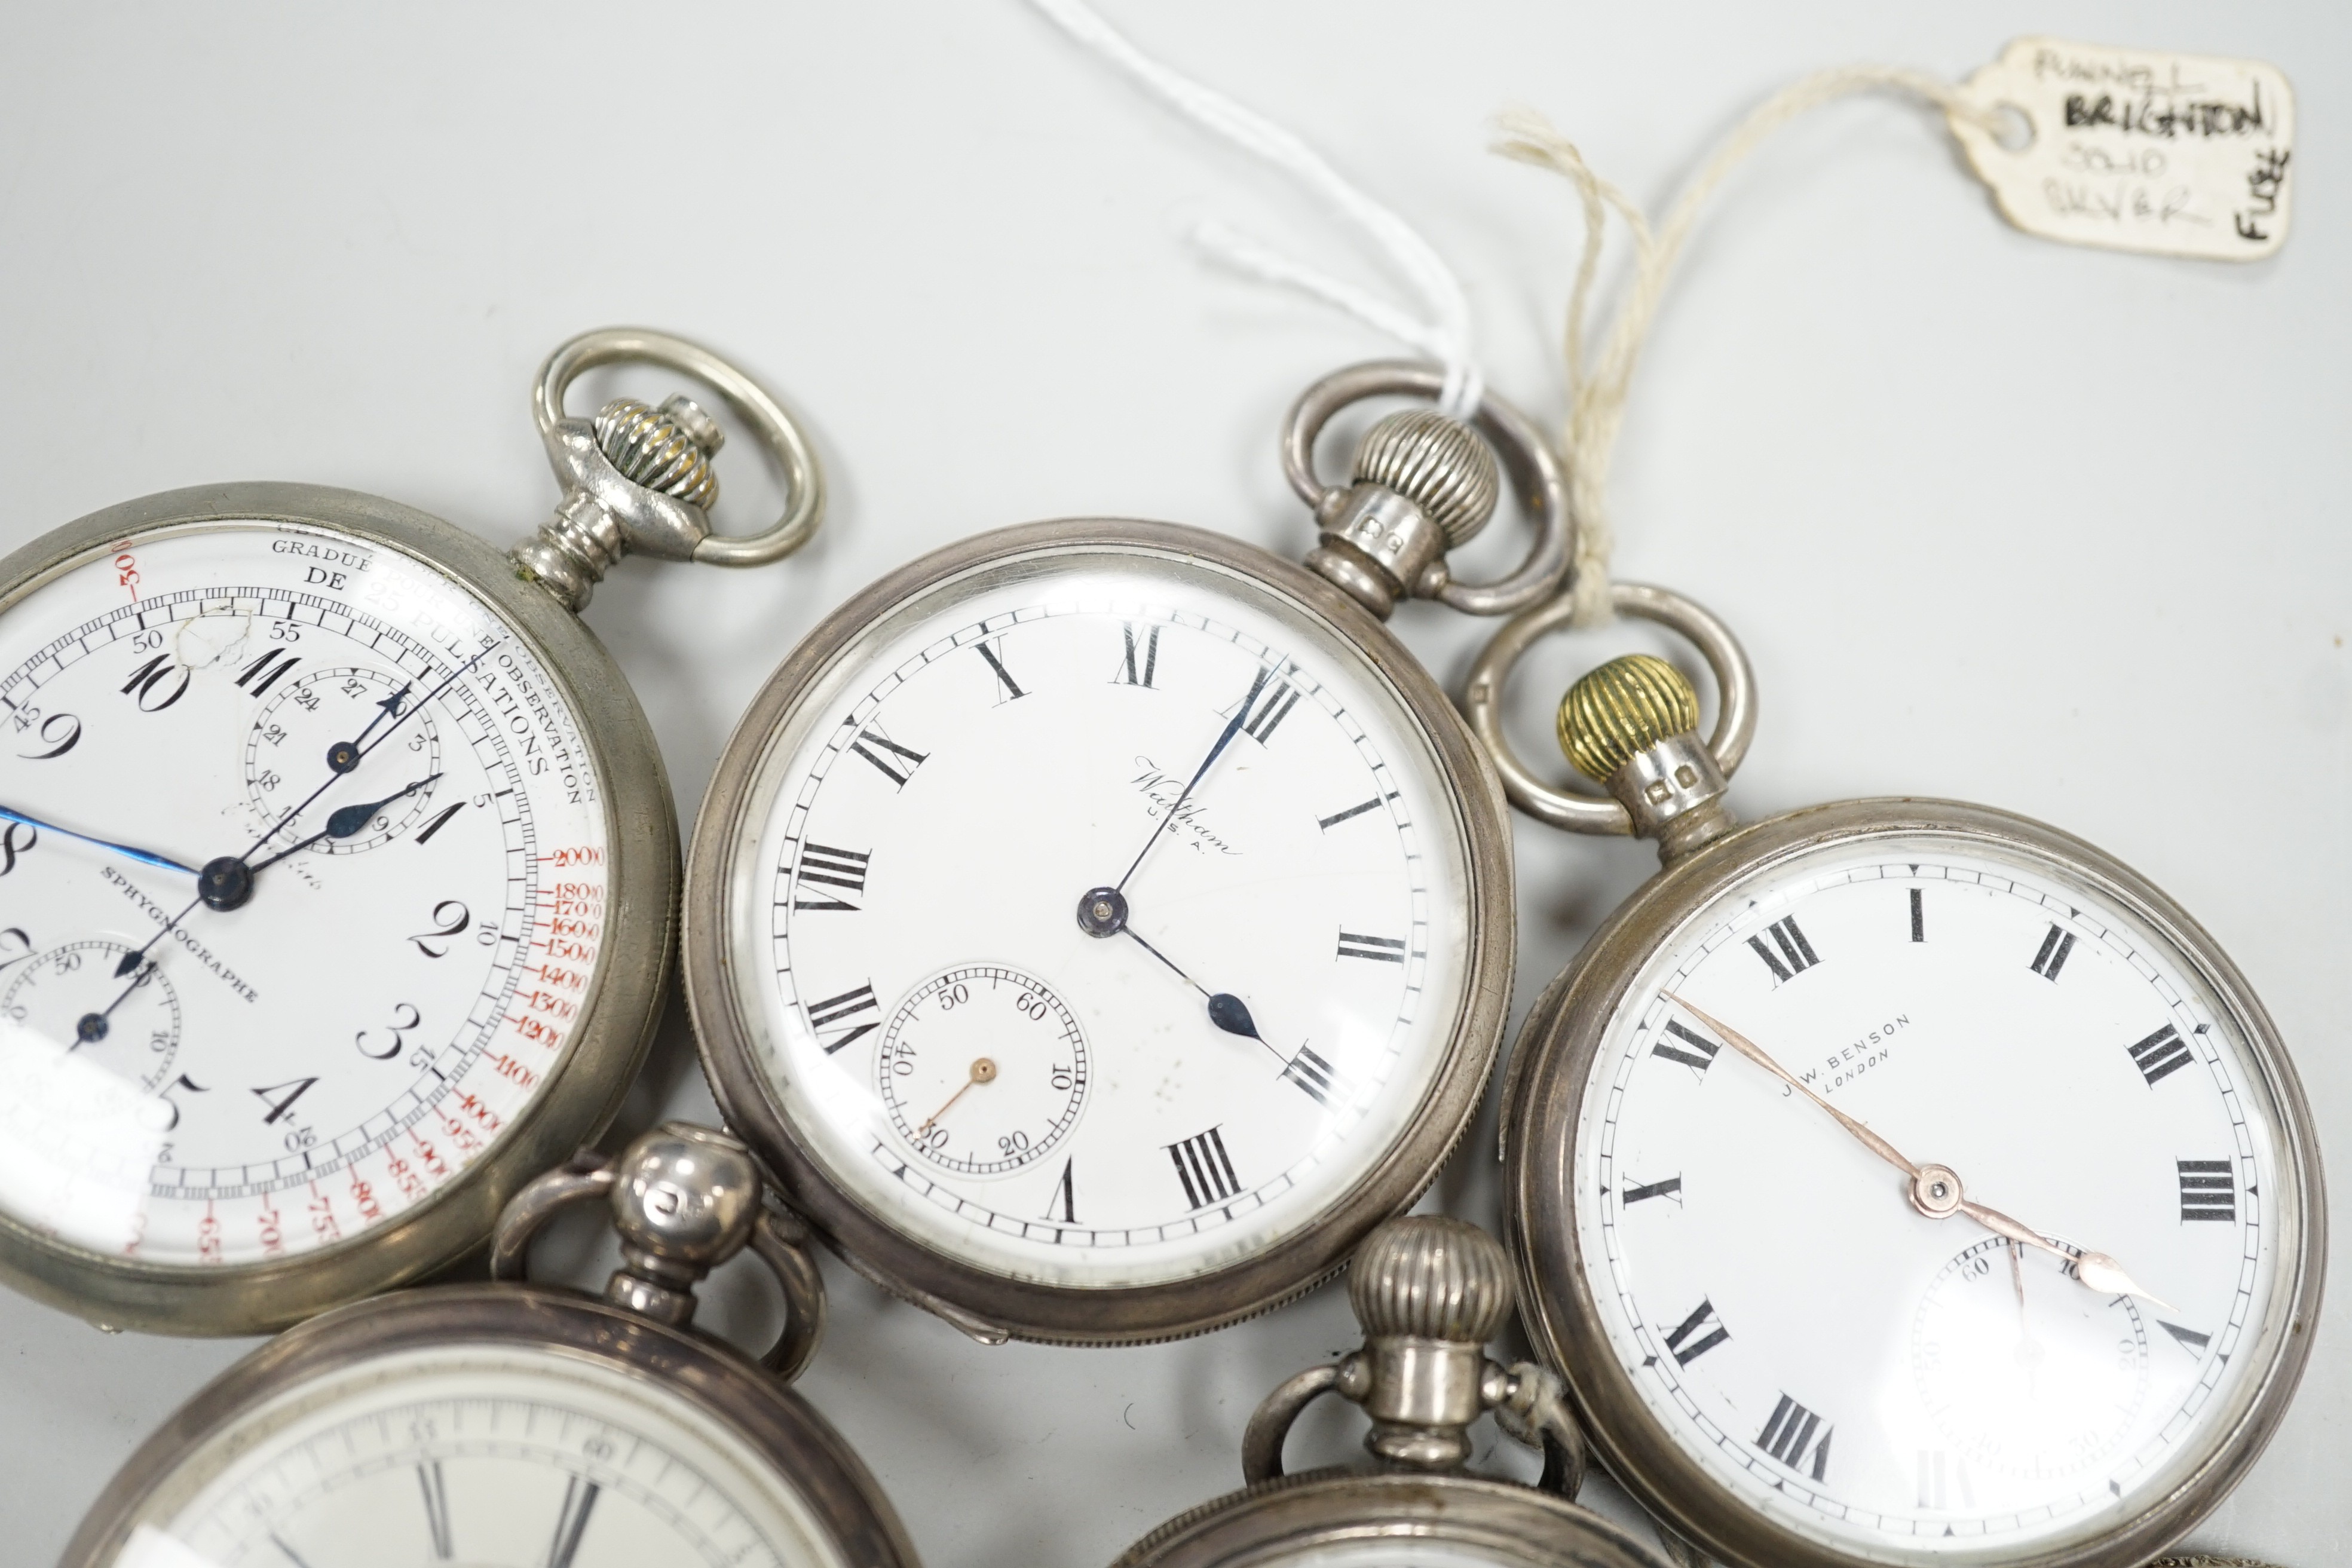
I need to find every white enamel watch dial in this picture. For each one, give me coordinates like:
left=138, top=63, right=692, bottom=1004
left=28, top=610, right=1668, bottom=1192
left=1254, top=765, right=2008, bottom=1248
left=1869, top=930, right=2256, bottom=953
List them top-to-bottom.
left=0, top=520, right=611, bottom=1272
left=693, top=525, right=1507, bottom=1333
left=1558, top=827, right=2308, bottom=1563
left=103, top=1344, right=847, bottom=1568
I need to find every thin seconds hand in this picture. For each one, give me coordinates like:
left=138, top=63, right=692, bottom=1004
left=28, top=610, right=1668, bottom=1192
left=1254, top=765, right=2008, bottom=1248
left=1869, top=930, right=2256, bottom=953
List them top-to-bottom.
left=0, top=805, right=196, bottom=875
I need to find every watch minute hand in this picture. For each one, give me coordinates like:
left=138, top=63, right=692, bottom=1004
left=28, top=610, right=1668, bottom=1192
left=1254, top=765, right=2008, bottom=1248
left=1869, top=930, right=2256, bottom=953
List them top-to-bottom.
left=1112, top=663, right=1273, bottom=895
left=1662, top=991, right=1922, bottom=1178
left=1662, top=993, right=2172, bottom=1308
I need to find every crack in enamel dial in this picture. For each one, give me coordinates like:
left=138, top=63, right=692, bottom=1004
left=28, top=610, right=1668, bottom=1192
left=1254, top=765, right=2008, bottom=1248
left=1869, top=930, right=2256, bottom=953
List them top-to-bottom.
left=0, top=520, right=613, bottom=1275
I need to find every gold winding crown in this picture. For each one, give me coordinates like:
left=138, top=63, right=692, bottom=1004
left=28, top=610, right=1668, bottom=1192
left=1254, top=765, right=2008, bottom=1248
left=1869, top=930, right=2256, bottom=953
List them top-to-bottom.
left=1558, top=653, right=1700, bottom=782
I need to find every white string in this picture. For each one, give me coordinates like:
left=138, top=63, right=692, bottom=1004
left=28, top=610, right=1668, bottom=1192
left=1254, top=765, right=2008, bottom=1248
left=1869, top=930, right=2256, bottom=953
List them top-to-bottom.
left=1025, top=0, right=1486, bottom=418
left=1494, top=66, right=2008, bottom=624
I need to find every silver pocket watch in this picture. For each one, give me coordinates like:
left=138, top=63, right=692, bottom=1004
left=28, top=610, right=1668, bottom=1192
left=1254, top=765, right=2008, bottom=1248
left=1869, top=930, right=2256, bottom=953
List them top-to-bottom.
left=0, top=328, right=820, bottom=1335
left=683, top=362, right=1569, bottom=1345
left=1462, top=587, right=2325, bottom=1568
left=60, top=1121, right=920, bottom=1568
left=1113, top=1212, right=1674, bottom=1568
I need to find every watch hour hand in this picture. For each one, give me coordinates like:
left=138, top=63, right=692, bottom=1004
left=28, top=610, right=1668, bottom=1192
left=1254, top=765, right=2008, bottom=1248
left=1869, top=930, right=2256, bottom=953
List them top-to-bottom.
left=323, top=772, right=443, bottom=839
left=246, top=773, right=443, bottom=875
left=1087, top=894, right=1278, bottom=1053
left=1128, top=925, right=1267, bottom=1046
left=1129, top=927, right=1268, bottom=1046
left=1661, top=991, right=2173, bottom=1309
left=1206, top=992, right=1260, bottom=1040
left=1956, top=1193, right=2173, bottom=1309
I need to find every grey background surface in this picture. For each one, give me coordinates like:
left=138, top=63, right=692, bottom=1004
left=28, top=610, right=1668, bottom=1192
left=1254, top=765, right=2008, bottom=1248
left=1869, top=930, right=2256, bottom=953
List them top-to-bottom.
left=0, top=3, right=2344, bottom=1564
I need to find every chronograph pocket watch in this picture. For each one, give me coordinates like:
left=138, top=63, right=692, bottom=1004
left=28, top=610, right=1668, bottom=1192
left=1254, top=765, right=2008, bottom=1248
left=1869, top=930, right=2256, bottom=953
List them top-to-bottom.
left=0, top=327, right=822, bottom=1335
left=684, top=362, right=1567, bottom=1345
left=1460, top=587, right=2326, bottom=1568
left=60, top=1122, right=920, bottom=1568
left=1113, top=1212, right=1674, bottom=1568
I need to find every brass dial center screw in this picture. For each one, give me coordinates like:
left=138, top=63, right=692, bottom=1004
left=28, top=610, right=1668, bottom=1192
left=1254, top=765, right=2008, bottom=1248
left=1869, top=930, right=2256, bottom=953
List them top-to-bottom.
left=1910, top=1162, right=1966, bottom=1219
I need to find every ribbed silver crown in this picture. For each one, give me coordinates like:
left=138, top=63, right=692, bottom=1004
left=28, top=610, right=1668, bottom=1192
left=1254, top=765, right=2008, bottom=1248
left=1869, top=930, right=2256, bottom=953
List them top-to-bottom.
left=593, top=394, right=725, bottom=511
left=1350, top=409, right=1500, bottom=547
left=1348, top=1215, right=1514, bottom=1345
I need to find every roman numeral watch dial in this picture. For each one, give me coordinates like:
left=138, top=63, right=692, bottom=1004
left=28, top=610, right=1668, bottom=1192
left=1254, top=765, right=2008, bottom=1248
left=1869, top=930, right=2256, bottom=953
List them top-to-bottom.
left=0, top=329, right=822, bottom=1335
left=684, top=366, right=1569, bottom=1343
left=1466, top=596, right=2323, bottom=1568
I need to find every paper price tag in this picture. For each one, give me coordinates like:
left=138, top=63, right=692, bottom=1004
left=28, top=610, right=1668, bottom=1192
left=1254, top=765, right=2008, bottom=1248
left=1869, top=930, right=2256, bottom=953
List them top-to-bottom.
left=1950, top=37, right=2293, bottom=261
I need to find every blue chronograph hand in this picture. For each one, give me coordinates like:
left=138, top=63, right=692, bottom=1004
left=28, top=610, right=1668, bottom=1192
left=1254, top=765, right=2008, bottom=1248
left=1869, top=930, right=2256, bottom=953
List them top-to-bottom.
left=0, top=804, right=198, bottom=876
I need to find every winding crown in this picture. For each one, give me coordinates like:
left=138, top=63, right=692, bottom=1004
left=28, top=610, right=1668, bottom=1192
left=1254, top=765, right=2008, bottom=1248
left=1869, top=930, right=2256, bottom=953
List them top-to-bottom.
left=593, top=394, right=725, bottom=510
left=1351, top=409, right=1500, bottom=547
left=1558, top=653, right=1701, bottom=783
left=608, top=1122, right=763, bottom=1272
left=1348, top=1214, right=1514, bottom=1345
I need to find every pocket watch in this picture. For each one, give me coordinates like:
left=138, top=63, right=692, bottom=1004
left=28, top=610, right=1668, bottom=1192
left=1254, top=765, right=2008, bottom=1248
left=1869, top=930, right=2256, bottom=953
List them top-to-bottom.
left=0, top=327, right=822, bottom=1334
left=684, top=362, right=1567, bottom=1344
left=1462, top=587, right=2326, bottom=1568
left=60, top=1121, right=920, bottom=1568
left=1113, top=1212, right=1674, bottom=1568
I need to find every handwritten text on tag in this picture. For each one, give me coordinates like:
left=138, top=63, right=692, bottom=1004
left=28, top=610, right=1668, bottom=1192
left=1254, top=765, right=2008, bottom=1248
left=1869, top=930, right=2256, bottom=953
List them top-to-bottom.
left=1950, top=38, right=2292, bottom=261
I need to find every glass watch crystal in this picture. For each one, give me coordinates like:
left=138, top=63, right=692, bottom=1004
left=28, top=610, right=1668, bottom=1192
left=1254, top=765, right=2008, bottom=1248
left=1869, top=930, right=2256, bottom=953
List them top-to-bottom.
left=0, top=327, right=820, bottom=1334
left=689, top=364, right=1573, bottom=1344
left=0, top=522, right=610, bottom=1271
left=1475, top=593, right=2323, bottom=1568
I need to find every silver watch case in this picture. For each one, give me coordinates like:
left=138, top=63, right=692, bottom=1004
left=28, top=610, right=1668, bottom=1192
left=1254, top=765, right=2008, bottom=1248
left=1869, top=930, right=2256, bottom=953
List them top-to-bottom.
left=0, top=484, right=678, bottom=1336
left=684, top=518, right=1517, bottom=1345
left=1502, top=797, right=2326, bottom=1568
left=58, top=1282, right=918, bottom=1568
left=1113, top=1469, right=1674, bottom=1568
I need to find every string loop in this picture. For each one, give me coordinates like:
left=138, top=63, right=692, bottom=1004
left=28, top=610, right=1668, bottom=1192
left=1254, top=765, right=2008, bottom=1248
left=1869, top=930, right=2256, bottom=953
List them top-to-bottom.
left=1027, top=0, right=1486, bottom=417
left=1496, top=66, right=2007, bottom=625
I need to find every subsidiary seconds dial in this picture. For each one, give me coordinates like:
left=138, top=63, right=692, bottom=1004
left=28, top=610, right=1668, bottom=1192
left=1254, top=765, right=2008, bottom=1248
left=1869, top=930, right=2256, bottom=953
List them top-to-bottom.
left=696, top=525, right=1499, bottom=1331
left=1564, top=834, right=2299, bottom=1561
left=874, top=965, right=1088, bottom=1177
